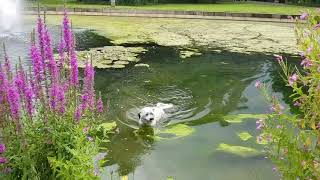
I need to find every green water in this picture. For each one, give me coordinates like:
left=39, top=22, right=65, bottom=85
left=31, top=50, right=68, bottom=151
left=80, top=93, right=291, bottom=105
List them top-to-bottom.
left=94, top=47, right=290, bottom=180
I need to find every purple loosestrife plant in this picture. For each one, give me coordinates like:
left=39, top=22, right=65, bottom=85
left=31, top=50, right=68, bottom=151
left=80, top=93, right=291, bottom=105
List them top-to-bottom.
left=0, top=11, right=108, bottom=179
left=63, top=11, right=72, bottom=54
left=257, top=11, right=320, bottom=179
left=83, top=61, right=95, bottom=110
left=7, top=81, right=21, bottom=120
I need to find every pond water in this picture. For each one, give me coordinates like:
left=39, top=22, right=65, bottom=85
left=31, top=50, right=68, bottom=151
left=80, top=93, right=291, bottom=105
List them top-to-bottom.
left=0, top=21, right=295, bottom=180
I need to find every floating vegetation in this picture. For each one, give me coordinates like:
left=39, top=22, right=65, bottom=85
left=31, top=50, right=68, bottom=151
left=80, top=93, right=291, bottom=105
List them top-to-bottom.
left=77, top=46, right=147, bottom=69
left=179, top=49, right=202, bottom=59
left=134, top=63, right=150, bottom=68
left=224, top=114, right=267, bottom=123
left=97, top=122, right=117, bottom=136
left=155, top=124, right=195, bottom=140
left=237, top=132, right=253, bottom=141
left=216, top=143, right=261, bottom=158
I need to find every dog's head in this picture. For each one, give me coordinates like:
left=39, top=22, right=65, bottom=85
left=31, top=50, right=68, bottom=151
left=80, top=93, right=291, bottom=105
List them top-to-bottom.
left=138, top=107, right=155, bottom=126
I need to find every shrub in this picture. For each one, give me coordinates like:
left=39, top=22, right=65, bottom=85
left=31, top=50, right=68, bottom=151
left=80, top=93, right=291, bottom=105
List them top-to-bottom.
left=0, top=11, right=106, bottom=179
left=256, top=12, right=320, bottom=179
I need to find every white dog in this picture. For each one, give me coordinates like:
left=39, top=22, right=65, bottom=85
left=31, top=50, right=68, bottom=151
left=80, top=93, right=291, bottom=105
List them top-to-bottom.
left=138, top=103, right=173, bottom=126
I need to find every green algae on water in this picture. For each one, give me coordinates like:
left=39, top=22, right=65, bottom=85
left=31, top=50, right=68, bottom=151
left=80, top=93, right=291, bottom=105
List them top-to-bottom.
left=237, top=131, right=253, bottom=141
left=216, top=143, right=261, bottom=158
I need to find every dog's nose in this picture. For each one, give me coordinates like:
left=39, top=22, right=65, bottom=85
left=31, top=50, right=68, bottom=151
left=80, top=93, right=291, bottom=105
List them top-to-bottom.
left=149, top=118, right=154, bottom=121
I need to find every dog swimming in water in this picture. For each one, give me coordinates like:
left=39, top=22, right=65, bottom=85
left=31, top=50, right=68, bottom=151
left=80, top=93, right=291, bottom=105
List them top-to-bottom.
left=138, top=103, right=173, bottom=126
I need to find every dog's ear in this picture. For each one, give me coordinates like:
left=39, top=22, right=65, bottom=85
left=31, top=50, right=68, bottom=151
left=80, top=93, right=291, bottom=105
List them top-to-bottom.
left=138, top=112, right=141, bottom=119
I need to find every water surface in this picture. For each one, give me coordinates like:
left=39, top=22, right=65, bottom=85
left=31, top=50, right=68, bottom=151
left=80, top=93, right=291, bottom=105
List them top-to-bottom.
left=0, top=22, right=294, bottom=180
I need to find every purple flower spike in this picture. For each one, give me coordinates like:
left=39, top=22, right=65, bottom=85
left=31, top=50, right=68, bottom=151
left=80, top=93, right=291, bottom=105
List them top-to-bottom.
left=63, top=11, right=72, bottom=53
left=300, top=12, right=309, bottom=20
left=43, top=26, right=59, bottom=83
left=58, top=37, right=65, bottom=67
left=30, top=44, right=44, bottom=83
left=70, top=50, right=79, bottom=88
left=83, top=61, right=95, bottom=110
left=7, top=82, right=21, bottom=120
left=24, top=83, right=34, bottom=117
left=50, top=83, right=59, bottom=111
left=57, top=85, right=66, bottom=114
left=74, top=107, right=82, bottom=122
left=0, top=144, right=6, bottom=153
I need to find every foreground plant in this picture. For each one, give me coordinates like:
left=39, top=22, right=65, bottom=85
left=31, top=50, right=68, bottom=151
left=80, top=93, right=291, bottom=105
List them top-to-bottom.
left=0, top=11, right=106, bottom=179
left=256, top=11, right=320, bottom=179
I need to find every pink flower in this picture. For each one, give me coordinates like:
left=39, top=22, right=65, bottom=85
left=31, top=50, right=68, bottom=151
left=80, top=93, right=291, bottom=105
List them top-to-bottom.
left=300, top=12, right=309, bottom=20
left=307, top=46, right=313, bottom=54
left=273, top=54, right=283, bottom=63
left=301, top=58, right=312, bottom=68
left=288, top=73, right=298, bottom=87
left=254, top=80, right=262, bottom=88
left=294, top=101, right=301, bottom=107
left=256, top=119, right=264, bottom=130
left=83, top=127, right=89, bottom=134
left=87, top=136, right=93, bottom=141
left=0, top=144, right=6, bottom=153
left=0, top=157, right=7, bottom=164
left=272, top=166, right=277, bottom=172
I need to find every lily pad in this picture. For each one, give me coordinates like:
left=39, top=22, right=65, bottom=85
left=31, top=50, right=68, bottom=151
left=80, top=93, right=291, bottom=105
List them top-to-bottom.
left=224, top=114, right=267, bottom=123
left=155, top=124, right=195, bottom=140
left=237, top=132, right=253, bottom=141
left=216, top=143, right=261, bottom=158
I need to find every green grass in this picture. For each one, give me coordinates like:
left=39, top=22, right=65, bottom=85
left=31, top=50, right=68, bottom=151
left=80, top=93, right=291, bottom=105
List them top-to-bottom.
left=27, top=1, right=318, bottom=15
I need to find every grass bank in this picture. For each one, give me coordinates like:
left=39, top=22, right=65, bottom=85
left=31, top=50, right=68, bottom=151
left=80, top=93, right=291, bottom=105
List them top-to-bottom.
left=28, top=1, right=317, bottom=15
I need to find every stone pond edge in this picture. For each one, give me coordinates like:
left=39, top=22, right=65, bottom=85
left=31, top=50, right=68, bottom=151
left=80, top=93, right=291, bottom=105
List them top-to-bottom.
left=23, top=7, right=298, bottom=23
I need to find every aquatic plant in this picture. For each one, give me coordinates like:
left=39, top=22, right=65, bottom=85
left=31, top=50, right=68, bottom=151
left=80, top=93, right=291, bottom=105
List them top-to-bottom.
left=0, top=11, right=106, bottom=179
left=256, top=11, right=320, bottom=179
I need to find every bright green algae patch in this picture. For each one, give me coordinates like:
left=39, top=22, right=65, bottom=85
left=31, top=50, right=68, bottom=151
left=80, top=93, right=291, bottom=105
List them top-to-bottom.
left=224, top=114, right=267, bottom=123
left=97, top=122, right=117, bottom=136
left=155, top=124, right=195, bottom=140
left=237, top=132, right=253, bottom=141
left=216, top=143, right=261, bottom=158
